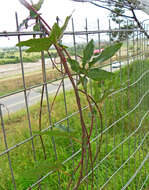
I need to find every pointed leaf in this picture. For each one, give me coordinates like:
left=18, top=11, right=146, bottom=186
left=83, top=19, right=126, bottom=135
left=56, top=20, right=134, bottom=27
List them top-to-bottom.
left=33, top=0, right=44, bottom=11
left=30, top=10, right=38, bottom=18
left=60, top=15, right=71, bottom=38
left=61, top=15, right=71, bottom=33
left=33, top=23, right=40, bottom=31
left=49, top=23, right=61, bottom=43
left=16, top=37, right=53, bottom=52
left=82, top=39, right=94, bottom=68
left=89, top=42, right=122, bottom=67
left=58, top=43, right=68, bottom=49
left=67, top=58, right=81, bottom=73
left=87, top=68, right=114, bottom=81
left=79, top=76, right=88, bottom=91
left=55, top=124, right=73, bottom=132
left=37, top=130, right=81, bottom=144
left=23, top=160, right=63, bottom=180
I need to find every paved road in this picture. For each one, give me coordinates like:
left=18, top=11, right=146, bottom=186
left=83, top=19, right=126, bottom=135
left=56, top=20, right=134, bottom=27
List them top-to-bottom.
left=0, top=62, right=126, bottom=115
left=0, top=78, right=73, bottom=115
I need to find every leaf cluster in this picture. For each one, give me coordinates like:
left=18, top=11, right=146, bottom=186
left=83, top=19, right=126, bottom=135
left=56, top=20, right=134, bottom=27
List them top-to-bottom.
left=19, top=0, right=44, bottom=30
left=17, top=16, right=71, bottom=52
left=67, top=40, right=122, bottom=89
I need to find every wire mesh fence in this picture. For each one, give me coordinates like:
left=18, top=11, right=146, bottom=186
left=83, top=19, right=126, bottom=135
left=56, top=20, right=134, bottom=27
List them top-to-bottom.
left=0, top=16, right=149, bottom=190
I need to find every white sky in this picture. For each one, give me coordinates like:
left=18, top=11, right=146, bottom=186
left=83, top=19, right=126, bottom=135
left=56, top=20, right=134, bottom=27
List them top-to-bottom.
left=0, top=0, right=149, bottom=47
left=0, top=0, right=109, bottom=31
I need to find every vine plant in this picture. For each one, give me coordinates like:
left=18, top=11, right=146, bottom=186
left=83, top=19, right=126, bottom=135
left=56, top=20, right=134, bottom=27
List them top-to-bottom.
left=17, top=0, right=122, bottom=189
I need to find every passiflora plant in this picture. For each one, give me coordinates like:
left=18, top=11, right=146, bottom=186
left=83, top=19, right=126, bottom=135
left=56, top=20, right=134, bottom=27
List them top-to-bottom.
left=17, top=0, right=122, bottom=189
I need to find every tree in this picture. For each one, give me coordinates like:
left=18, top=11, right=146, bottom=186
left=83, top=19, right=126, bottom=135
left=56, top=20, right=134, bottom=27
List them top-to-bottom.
left=71, top=0, right=149, bottom=39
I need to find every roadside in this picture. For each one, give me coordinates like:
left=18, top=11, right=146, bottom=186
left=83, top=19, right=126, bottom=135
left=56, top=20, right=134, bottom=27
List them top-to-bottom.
left=0, top=48, right=146, bottom=97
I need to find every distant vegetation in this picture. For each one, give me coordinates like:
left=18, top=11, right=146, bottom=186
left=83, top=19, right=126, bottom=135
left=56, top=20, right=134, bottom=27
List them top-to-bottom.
left=0, top=42, right=106, bottom=65
left=0, top=48, right=57, bottom=65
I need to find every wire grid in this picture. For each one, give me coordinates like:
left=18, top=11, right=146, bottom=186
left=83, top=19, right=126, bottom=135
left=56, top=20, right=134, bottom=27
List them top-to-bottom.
left=0, top=17, right=149, bottom=190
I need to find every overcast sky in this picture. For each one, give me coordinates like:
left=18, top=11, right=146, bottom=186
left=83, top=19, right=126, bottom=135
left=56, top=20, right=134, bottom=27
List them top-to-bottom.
left=0, top=0, right=149, bottom=47
left=0, top=0, right=109, bottom=31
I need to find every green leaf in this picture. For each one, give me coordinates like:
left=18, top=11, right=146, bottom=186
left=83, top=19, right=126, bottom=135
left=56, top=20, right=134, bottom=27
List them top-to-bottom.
left=33, top=0, right=44, bottom=11
left=30, top=10, right=38, bottom=18
left=16, top=15, right=71, bottom=52
left=49, top=15, right=71, bottom=44
left=60, top=15, right=71, bottom=38
left=19, top=18, right=29, bottom=29
left=33, top=23, right=40, bottom=31
left=49, top=23, right=62, bottom=44
left=16, top=37, right=53, bottom=52
left=82, top=39, right=94, bottom=68
left=89, top=42, right=122, bottom=67
left=58, top=43, right=68, bottom=49
left=67, top=58, right=81, bottom=73
left=87, top=68, right=114, bottom=81
left=79, top=76, right=88, bottom=91
left=55, top=124, right=73, bottom=132
left=37, top=130, right=81, bottom=144
left=23, top=160, right=63, bottom=180
left=0, top=185, right=5, bottom=190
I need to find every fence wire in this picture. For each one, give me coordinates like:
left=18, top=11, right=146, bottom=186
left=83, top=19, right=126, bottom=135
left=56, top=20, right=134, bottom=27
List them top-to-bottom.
left=0, top=17, right=149, bottom=190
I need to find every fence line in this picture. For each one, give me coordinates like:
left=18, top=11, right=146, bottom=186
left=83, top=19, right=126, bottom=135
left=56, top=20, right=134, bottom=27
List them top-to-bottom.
left=0, top=16, right=149, bottom=190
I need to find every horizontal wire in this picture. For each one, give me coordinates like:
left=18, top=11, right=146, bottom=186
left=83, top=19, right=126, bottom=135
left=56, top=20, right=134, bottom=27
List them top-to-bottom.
left=0, top=29, right=146, bottom=37
left=0, top=68, right=148, bottom=158
left=26, top=91, right=149, bottom=189
left=80, top=110, right=149, bottom=185
left=100, top=112, right=149, bottom=189
left=121, top=154, right=149, bottom=190
left=139, top=173, right=149, bottom=190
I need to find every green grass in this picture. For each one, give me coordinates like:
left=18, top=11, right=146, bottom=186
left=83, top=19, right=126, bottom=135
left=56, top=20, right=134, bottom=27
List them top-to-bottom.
left=0, top=60, right=149, bottom=189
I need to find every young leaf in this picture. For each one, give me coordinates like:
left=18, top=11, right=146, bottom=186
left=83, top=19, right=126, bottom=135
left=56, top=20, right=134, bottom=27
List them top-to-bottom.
left=32, top=0, right=44, bottom=11
left=30, top=10, right=38, bottom=18
left=49, top=15, right=71, bottom=44
left=61, top=15, right=71, bottom=36
left=19, top=18, right=29, bottom=29
left=33, top=23, right=40, bottom=31
left=49, top=23, right=62, bottom=44
left=16, top=37, right=53, bottom=52
left=82, top=39, right=94, bottom=68
left=89, top=42, right=122, bottom=67
left=67, top=58, right=81, bottom=73
left=86, top=68, right=114, bottom=81
left=79, top=76, right=88, bottom=91
left=55, top=124, right=73, bottom=132
left=37, top=130, right=81, bottom=144
left=23, top=160, right=63, bottom=180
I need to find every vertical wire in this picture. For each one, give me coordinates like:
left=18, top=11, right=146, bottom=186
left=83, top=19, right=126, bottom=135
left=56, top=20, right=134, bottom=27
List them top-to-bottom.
left=15, top=12, right=36, bottom=162
left=85, top=17, right=89, bottom=190
left=95, top=18, right=100, bottom=189
left=60, top=19, right=75, bottom=186
left=109, top=19, right=116, bottom=189
left=126, top=20, right=131, bottom=182
left=119, top=21, right=124, bottom=187
left=133, top=22, right=137, bottom=190
left=140, top=27, right=145, bottom=188
left=136, top=28, right=140, bottom=189
left=40, top=51, right=61, bottom=189
left=0, top=104, right=17, bottom=190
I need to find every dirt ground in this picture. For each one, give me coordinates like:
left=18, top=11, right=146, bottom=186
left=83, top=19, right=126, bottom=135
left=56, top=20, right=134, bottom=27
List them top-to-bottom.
left=0, top=58, right=54, bottom=79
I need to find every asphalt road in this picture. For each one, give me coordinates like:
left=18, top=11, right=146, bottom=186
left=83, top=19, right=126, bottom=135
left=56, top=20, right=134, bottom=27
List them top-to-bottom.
left=0, top=63, right=125, bottom=116
left=0, top=78, right=73, bottom=115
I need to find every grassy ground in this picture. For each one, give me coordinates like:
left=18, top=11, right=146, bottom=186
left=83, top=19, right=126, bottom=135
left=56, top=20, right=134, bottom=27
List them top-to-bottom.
left=0, top=60, right=149, bottom=189
left=0, top=68, right=62, bottom=96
